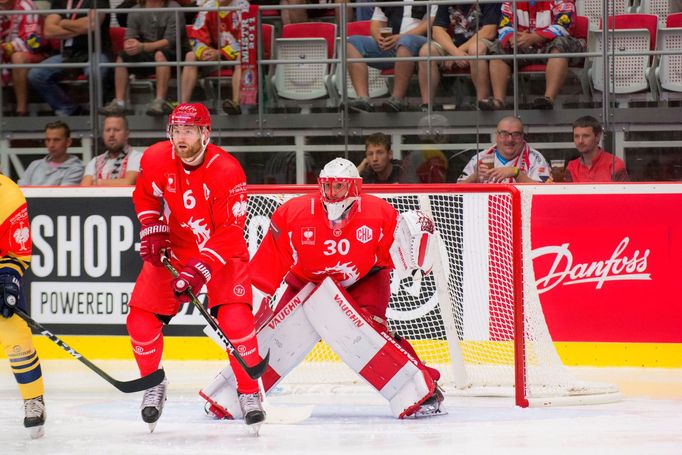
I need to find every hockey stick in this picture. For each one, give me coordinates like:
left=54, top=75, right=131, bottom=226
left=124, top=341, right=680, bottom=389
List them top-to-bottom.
left=161, top=256, right=270, bottom=380
left=14, top=308, right=166, bottom=393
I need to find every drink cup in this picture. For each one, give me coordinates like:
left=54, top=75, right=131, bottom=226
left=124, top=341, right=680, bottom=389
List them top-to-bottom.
left=380, top=27, right=392, bottom=39
left=481, top=157, right=494, bottom=170
left=551, top=160, right=565, bottom=182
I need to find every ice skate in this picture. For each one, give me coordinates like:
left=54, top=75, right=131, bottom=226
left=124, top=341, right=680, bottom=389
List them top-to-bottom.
left=141, top=379, right=167, bottom=432
left=413, top=383, right=447, bottom=418
left=238, top=392, right=266, bottom=435
left=24, top=395, right=46, bottom=439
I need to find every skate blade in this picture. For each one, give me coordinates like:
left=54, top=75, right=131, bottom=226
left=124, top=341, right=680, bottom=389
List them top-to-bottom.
left=413, top=406, right=448, bottom=418
left=148, top=421, right=158, bottom=433
left=247, top=421, right=263, bottom=436
left=28, top=425, right=45, bottom=439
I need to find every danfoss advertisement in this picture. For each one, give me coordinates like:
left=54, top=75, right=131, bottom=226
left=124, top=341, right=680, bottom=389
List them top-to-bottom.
left=530, top=190, right=682, bottom=344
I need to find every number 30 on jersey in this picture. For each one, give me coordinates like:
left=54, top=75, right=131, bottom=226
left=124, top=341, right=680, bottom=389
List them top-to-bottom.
left=324, top=239, right=350, bottom=256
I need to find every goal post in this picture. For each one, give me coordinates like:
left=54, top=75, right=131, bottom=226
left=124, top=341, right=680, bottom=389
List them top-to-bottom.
left=246, top=184, right=621, bottom=407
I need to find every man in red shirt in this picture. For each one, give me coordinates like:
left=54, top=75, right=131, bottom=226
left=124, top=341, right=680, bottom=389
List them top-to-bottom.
left=129, top=103, right=264, bottom=431
left=564, top=115, right=629, bottom=182
left=200, top=158, right=445, bottom=420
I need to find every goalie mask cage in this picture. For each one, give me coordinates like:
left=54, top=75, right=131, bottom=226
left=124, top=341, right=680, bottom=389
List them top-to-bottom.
left=247, top=184, right=620, bottom=407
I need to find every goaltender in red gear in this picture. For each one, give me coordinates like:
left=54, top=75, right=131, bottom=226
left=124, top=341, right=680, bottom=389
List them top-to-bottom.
left=128, top=103, right=264, bottom=430
left=200, top=158, right=444, bottom=419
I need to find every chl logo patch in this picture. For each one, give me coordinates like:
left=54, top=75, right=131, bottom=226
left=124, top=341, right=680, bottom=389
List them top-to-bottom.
left=356, top=225, right=373, bottom=244
left=301, top=227, right=315, bottom=245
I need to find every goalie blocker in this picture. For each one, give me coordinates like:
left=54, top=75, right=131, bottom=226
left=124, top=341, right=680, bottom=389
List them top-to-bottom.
left=200, top=277, right=444, bottom=419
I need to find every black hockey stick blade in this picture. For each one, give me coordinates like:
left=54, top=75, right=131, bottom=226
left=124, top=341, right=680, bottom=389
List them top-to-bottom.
left=161, top=256, right=270, bottom=379
left=14, top=308, right=166, bottom=393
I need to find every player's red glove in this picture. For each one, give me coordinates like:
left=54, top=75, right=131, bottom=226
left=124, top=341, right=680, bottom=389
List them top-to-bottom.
left=139, top=221, right=170, bottom=266
left=172, top=258, right=212, bottom=304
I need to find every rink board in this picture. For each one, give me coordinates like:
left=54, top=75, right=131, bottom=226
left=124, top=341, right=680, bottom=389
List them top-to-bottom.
left=4, top=336, right=680, bottom=368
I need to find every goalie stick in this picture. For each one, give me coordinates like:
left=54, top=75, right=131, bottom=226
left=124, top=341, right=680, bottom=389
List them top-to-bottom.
left=161, top=256, right=270, bottom=380
left=14, top=308, right=166, bottom=394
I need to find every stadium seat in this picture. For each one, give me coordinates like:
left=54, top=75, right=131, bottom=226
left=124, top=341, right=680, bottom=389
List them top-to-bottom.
left=576, top=0, right=633, bottom=29
left=637, top=0, right=674, bottom=27
left=654, top=12, right=682, bottom=99
left=588, top=14, right=658, bottom=101
left=331, top=20, right=389, bottom=100
left=271, top=22, right=337, bottom=102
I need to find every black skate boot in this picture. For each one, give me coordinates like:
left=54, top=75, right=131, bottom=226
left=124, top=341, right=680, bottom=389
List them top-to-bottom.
left=141, top=379, right=167, bottom=432
left=238, top=392, right=266, bottom=434
left=24, top=395, right=46, bottom=439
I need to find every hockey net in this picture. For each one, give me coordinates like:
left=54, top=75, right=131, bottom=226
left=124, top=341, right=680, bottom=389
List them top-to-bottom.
left=246, top=184, right=620, bottom=407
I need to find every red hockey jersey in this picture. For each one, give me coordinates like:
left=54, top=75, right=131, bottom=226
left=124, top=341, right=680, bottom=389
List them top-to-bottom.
left=132, top=141, right=249, bottom=270
left=251, top=193, right=398, bottom=296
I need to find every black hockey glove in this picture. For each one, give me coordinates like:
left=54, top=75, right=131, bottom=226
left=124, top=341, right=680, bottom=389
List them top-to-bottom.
left=0, top=271, right=21, bottom=318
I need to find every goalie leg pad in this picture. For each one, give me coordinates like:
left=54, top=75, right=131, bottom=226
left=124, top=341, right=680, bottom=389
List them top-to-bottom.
left=303, top=277, right=436, bottom=418
left=200, top=282, right=320, bottom=418
left=199, top=367, right=241, bottom=419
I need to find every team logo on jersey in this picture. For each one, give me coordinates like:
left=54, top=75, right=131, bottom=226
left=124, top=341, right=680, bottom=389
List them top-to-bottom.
left=166, top=173, right=177, bottom=193
left=231, top=196, right=247, bottom=218
left=184, top=217, right=211, bottom=249
left=12, top=221, right=30, bottom=252
left=356, top=225, right=373, bottom=244
left=301, top=227, right=316, bottom=245
left=333, top=228, right=342, bottom=237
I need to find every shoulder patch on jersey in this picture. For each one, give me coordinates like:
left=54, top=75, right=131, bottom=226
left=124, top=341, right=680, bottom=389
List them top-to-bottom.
left=231, top=196, right=247, bottom=218
left=356, top=225, right=373, bottom=244
left=301, top=227, right=316, bottom=245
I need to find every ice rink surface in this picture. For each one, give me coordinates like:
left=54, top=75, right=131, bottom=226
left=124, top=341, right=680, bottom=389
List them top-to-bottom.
left=1, top=360, right=681, bottom=455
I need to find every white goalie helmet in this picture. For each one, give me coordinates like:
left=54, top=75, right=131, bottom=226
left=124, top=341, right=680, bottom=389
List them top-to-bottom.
left=318, top=158, right=362, bottom=226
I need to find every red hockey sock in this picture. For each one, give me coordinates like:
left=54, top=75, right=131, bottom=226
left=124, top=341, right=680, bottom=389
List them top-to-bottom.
left=217, top=304, right=260, bottom=394
left=126, top=307, right=164, bottom=376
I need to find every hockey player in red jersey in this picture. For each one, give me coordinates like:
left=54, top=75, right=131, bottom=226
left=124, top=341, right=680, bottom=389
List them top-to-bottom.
left=128, top=103, right=265, bottom=432
left=200, top=158, right=445, bottom=419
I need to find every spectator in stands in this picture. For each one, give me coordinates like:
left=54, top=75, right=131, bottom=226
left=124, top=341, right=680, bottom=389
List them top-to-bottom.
left=0, top=0, right=53, bottom=116
left=27, top=0, right=111, bottom=116
left=100, top=0, right=187, bottom=117
left=180, top=0, right=247, bottom=115
left=346, top=0, right=437, bottom=113
left=480, top=0, right=585, bottom=110
left=417, top=2, right=501, bottom=111
left=80, top=114, right=142, bottom=186
left=564, top=115, right=629, bottom=182
left=458, top=116, right=550, bottom=183
left=18, top=121, right=84, bottom=186
left=356, top=132, right=404, bottom=183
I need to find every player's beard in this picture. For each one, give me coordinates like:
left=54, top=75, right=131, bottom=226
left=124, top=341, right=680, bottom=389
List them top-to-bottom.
left=174, top=138, right=205, bottom=166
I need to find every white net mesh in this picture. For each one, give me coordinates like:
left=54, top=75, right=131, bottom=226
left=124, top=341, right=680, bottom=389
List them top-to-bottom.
left=246, top=186, right=620, bottom=404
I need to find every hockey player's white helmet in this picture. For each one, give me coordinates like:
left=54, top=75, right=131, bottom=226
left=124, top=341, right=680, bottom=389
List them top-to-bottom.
left=318, top=158, right=362, bottom=227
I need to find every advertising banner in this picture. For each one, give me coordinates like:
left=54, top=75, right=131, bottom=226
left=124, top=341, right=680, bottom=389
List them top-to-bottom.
left=531, top=192, right=682, bottom=343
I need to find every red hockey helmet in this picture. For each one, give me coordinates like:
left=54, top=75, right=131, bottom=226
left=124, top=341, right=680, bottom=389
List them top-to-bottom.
left=167, top=103, right=211, bottom=132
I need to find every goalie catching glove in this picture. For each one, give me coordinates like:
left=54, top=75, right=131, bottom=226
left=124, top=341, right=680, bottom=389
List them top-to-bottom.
left=390, top=210, right=436, bottom=280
